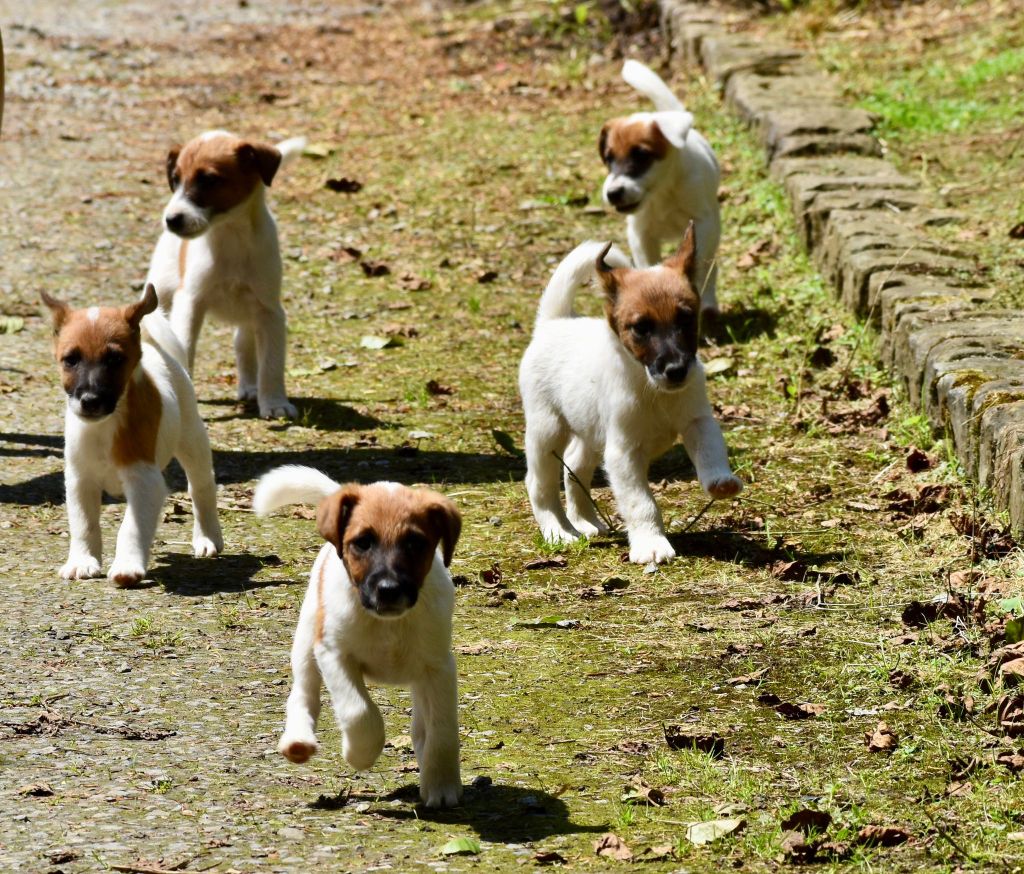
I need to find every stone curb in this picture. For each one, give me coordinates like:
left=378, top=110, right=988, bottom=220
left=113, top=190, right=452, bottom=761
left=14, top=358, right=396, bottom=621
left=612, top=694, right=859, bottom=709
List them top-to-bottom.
left=660, top=0, right=1024, bottom=532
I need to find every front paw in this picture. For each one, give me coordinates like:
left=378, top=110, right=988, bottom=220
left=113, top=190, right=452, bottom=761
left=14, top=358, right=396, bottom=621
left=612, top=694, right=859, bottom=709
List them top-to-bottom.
left=237, top=384, right=258, bottom=402
left=259, top=399, right=298, bottom=420
left=705, top=474, right=743, bottom=500
left=567, top=516, right=609, bottom=538
left=539, top=520, right=583, bottom=545
left=192, top=533, right=222, bottom=558
left=628, top=533, right=675, bottom=565
left=60, top=556, right=103, bottom=580
left=107, top=559, right=147, bottom=588
left=279, top=733, right=319, bottom=764
left=420, top=778, right=463, bottom=809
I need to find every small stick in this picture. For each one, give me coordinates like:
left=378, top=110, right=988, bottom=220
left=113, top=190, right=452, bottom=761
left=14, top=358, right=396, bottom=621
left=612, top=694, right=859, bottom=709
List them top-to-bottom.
left=551, top=451, right=617, bottom=533
left=678, top=498, right=715, bottom=535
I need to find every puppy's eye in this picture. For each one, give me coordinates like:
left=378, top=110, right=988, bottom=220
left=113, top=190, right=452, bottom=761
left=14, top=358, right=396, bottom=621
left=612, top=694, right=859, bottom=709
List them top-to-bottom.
left=629, top=146, right=652, bottom=162
left=194, top=171, right=222, bottom=188
left=171, top=172, right=181, bottom=188
left=676, top=307, right=694, bottom=325
left=630, top=319, right=653, bottom=337
left=103, top=350, right=125, bottom=367
left=61, top=351, right=81, bottom=368
left=401, top=532, right=428, bottom=554
left=350, top=533, right=376, bottom=553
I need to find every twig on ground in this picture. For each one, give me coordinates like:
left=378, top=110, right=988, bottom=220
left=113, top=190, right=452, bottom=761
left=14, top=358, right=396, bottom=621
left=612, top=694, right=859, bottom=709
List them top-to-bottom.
left=551, top=451, right=617, bottom=533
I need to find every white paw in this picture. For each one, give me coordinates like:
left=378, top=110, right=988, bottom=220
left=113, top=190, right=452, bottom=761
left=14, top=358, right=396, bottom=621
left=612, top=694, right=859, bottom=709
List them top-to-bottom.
left=237, top=385, right=258, bottom=402
left=260, top=399, right=298, bottom=420
left=705, top=473, right=743, bottom=500
left=567, top=516, right=608, bottom=538
left=540, top=522, right=582, bottom=545
left=628, top=533, right=675, bottom=565
left=192, top=534, right=221, bottom=558
left=60, top=556, right=103, bottom=580
left=107, top=559, right=147, bottom=588
left=342, top=725, right=385, bottom=771
left=279, top=733, right=319, bottom=764
left=420, top=779, right=463, bottom=809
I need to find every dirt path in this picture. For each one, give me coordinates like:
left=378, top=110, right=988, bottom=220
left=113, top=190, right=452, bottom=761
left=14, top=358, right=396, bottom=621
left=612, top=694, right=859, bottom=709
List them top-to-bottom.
left=0, top=1, right=1018, bottom=871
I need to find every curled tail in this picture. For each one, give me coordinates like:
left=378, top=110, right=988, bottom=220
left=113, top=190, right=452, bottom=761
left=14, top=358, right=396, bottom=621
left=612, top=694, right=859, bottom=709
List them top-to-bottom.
left=622, top=60, right=685, bottom=113
left=275, top=136, right=308, bottom=171
left=535, top=240, right=630, bottom=326
left=141, top=311, right=188, bottom=371
left=253, top=465, right=341, bottom=515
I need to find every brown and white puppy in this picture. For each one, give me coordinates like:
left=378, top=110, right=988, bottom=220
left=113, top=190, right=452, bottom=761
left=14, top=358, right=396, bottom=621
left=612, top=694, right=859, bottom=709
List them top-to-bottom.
left=600, top=60, right=721, bottom=317
left=145, top=130, right=306, bottom=419
left=518, top=225, right=742, bottom=566
left=41, top=285, right=222, bottom=586
left=254, top=466, right=464, bottom=808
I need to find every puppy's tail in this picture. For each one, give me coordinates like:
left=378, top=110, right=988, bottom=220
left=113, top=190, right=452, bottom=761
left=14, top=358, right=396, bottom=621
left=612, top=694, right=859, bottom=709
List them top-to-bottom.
left=622, top=59, right=685, bottom=113
left=275, top=136, right=308, bottom=171
left=535, top=240, right=631, bottom=326
left=141, top=311, right=188, bottom=372
left=253, top=465, right=341, bottom=515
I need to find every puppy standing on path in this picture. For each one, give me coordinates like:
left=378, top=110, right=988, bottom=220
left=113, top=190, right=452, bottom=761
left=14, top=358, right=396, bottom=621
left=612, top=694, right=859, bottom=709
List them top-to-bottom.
left=600, top=60, right=722, bottom=317
left=146, top=130, right=306, bottom=419
left=519, top=224, right=742, bottom=565
left=41, top=285, right=222, bottom=586
left=254, top=466, right=464, bottom=808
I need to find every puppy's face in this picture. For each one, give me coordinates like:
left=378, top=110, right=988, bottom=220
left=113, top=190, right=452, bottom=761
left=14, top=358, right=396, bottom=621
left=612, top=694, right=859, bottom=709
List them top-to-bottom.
left=599, top=117, right=671, bottom=214
left=163, top=132, right=282, bottom=239
left=598, top=223, right=701, bottom=392
left=40, top=285, right=158, bottom=421
left=316, top=482, right=462, bottom=619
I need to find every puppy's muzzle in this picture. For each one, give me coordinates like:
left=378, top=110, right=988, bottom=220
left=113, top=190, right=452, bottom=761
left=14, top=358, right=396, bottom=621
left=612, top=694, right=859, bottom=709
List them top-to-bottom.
left=605, top=185, right=641, bottom=214
left=164, top=210, right=209, bottom=240
left=647, top=354, right=692, bottom=391
left=72, top=388, right=117, bottom=420
left=360, top=569, right=418, bottom=617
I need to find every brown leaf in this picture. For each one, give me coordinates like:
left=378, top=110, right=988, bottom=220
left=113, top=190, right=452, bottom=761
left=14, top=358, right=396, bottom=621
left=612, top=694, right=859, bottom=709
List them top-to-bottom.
left=324, top=176, right=363, bottom=193
left=1010, top=221, right=1024, bottom=240
left=737, top=238, right=776, bottom=271
left=332, top=245, right=362, bottom=263
left=360, top=259, right=391, bottom=277
left=476, top=269, right=499, bottom=284
left=397, top=271, right=431, bottom=291
left=381, top=322, right=419, bottom=338
left=425, top=379, right=454, bottom=396
left=905, top=446, right=934, bottom=473
left=522, top=556, right=567, bottom=570
left=770, top=559, right=806, bottom=581
left=479, top=563, right=503, bottom=588
left=719, top=593, right=788, bottom=610
left=901, top=594, right=967, bottom=627
left=1000, top=657, right=1024, bottom=687
left=727, top=668, right=769, bottom=686
left=889, top=669, right=917, bottom=690
left=757, top=692, right=782, bottom=706
left=999, top=694, right=1024, bottom=737
left=775, top=702, right=825, bottom=720
left=865, top=721, right=898, bottom=753
left=663, top=726, right=725, bottom=757
left=997, top=751, right=1024, bottom=773
left=622, top=777, right=665, bottom=807
left=18, top=782, right=54, bottom=797
left=780, top=808, right=832, bottom=834
left=855, top=824, right=911, bottom=847
left=779, top=829, right=815, bottom=862
left=594, top=833, right=633, bottom=861
left=817, top=840, right=852, bottom=861
left=638, top=844, right=674, bottom=860
left=533, top=850, right=567, bottom=865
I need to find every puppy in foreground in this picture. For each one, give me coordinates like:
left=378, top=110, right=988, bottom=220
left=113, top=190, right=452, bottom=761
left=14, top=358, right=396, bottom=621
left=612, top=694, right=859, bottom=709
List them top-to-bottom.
left=600, top=60, right=722, bottom=317
left=146, top=130, right=306, bottom=419
left=518, top=224, right=742, bottom=565
left=41, top=285, right=222, bottom=586
left=254, top=466, right=463, bottom=808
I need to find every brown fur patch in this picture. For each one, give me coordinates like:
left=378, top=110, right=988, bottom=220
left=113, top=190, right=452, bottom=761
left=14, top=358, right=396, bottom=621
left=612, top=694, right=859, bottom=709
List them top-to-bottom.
left=599, top=117, right=670, bottom=164
left=169, top=133, right=281, bottom=214
left=177, top=239, right=189, bottom=286
left=50, top=307, right=144, bottom=399
left=112, top=371, right=162, bottom=467
left=314, top=556, right=327, bottom=645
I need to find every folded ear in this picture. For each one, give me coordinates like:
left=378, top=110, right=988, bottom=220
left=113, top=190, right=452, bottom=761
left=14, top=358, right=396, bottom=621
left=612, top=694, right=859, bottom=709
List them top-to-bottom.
left=651, top=110, right=694, bottom=149
left=598, top=122, right=611, bottom=162
left=238, top=141, right=282, bottom=187
left=166, top=146, right=182, bottom=191
left=663, top=221, right=697, bottom=283
left=595, top=241, right=620, bottom=300
left=124, top=283, right=159, bottom=330
left=39, top=291, right=70, bottom=334
left=316, top=485, right=362, bottom=554
left=423, top=493, right=462, bottom=567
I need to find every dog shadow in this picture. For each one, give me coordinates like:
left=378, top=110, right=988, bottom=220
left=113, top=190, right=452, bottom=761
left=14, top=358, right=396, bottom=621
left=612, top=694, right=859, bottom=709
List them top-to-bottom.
left=704, top=305, right=776, bottom=345
left=200, top=397, right=386, bottom=432
left=0, top=431, right=63, bottom=459
left=152, top=551, right=292, bottom=596
left=366, top=779, right=607, bottom=843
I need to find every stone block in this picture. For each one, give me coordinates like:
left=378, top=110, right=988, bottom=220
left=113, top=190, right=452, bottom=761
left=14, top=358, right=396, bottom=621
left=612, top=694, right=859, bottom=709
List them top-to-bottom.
left=700, top=35, right=807, bottom=87
left=726, top=72, right=840, bottom=122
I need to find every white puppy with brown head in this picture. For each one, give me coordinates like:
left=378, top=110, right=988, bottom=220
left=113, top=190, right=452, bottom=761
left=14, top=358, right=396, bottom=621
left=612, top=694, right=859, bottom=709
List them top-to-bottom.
left=600, top=60, right=721, bottom=317
left=146, top=130, right=306, bottom=419
left=518, top=224, right=742, bottom=566
left=41, top=285, right=222, bottom=587
left=254, top=466, right=464, bottom=808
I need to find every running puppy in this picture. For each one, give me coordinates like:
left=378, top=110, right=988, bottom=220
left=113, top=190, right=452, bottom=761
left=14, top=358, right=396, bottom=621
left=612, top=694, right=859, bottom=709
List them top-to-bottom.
left=600, top=60, right=721, bottom=317
left=146, top=130, right=306, bottom=419
left=518, top=225, right=742, bottom=565
left=41, top=285, right=222, bottom=586
left=254, top=466, right=463, bottom=808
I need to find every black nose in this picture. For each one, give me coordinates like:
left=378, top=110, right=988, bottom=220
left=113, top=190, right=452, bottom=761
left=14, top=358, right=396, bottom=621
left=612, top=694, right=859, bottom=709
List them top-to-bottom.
left=607, top=187, right=626, bottom=206
left=165, top=213, right=186, bottom=233
left=664, top=360, right=690, bottom=384
left=77, top=392, right=105, bottom=415
left=373, top=578, right=404, bottom=604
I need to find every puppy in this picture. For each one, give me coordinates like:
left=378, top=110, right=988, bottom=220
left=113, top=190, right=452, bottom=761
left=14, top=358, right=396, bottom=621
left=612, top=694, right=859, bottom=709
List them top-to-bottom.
left=600, top=60, right=721, bottom=317
left=146, top=130, right=306, bottom=419
left=518, top=224, right=742, bottom=565
left=41, top=285, right=222, bottom=586
left=254, top=466, right=464, bottom=808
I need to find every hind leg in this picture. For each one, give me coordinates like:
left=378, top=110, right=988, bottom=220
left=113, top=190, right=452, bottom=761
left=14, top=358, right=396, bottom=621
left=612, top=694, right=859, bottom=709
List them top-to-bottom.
left=234, top=326, right=258, bottom=403
left=176, top=389, right=223, bottom=557
left=524, top=409, right=580, bottom=544
left=563, top=437, right=607, bottom=537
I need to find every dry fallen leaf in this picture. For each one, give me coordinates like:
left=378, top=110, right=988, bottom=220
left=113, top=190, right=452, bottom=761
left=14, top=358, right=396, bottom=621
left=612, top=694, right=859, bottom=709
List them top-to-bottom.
left=324, top=176, right=363, bottom=193
left=727, top=668, right=769, bottom=686
left=775, top=701, right=826, bottom=720
left=865, top=721, right=898, bottom=753
left=663, top=726, right=725, bottom=757
left=780, top=808, right=832, bottom=834
left=686, top=817, right=745, bottom=846
left=855, top=824, right=911, bottom=847
left=779, top=829, right=815, bottom=863
left=594, top=833, right=633, bottom=861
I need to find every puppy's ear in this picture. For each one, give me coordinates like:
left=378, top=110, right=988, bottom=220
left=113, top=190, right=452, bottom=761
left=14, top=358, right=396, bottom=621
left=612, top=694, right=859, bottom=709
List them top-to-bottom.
left=651, top=110, right=694, bottom=149
left=598, top=122, right=610, bottom=163
left=238, top=141, right=282, bottom=187
left=166, top=146, right=182, bottom=192
left=664, top=221, right=697, bottom=283
left=596, top=241, right=619, bottom=300
left=123, top=283, right=159, bottom=330
left=39, top=291, right=70, bottom=335
left=316, top=485, right=361, bottom=553
left=422, top=494, right=462, bottom=567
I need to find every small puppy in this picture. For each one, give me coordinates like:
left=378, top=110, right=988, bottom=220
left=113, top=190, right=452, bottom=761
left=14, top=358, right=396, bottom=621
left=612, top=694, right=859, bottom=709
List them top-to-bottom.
left=600, top=60, right=721, bottom=316
left=146, top=130, right=306, bottom=419
left=518, top=224, right=742, bottom=565
left=41, top=285, right=222, bottom=586
left=254, top=466, right=464, bottom=808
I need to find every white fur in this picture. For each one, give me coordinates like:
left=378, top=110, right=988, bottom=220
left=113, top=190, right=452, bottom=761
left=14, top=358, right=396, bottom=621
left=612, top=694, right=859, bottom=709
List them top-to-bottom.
left=603, top=61, right=722, bottom=314
left=146, top=132, right=306, bottom=419
left=518, top=242, right=742, bottom=565
left=60, top=312, right=223, bottom=585
left=255, top=469, right=462, bottom=808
